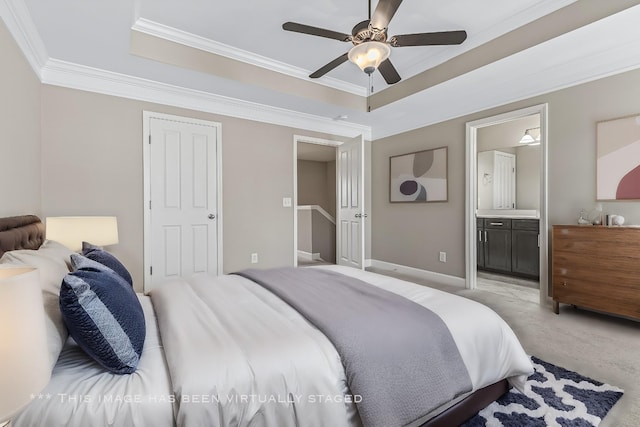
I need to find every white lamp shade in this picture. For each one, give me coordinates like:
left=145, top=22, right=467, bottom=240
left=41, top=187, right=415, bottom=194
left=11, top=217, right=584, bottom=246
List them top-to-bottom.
left=348, top=41, right=391, bottom=74
left=45, top=216, right=119, bottom=252
left=0, top=268, right=50, bottom=422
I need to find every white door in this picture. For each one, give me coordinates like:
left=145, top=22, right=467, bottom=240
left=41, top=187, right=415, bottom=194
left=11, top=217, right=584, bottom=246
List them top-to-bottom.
left=145, top=114, right=221, bottom=291
left=337, top=135, right=365, bottom=269
left=493, top=151, right=516, bottom=209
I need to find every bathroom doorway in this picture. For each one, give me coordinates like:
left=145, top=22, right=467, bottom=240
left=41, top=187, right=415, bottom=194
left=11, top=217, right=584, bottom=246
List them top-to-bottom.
left=465, top=104, right=550, bottom=306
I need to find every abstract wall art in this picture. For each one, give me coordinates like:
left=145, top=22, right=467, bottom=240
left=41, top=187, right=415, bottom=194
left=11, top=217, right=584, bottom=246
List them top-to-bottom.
left=596, top=114, right=640, bottom=200
left=389, top=147, right=448, bottom=203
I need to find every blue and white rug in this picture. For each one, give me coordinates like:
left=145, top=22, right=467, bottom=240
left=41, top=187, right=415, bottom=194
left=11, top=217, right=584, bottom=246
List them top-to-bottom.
left=463, top=356, right=624, bottom=427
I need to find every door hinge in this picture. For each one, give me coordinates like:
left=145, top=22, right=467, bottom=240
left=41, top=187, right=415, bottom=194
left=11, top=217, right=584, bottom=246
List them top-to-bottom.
left=148, top=135, right=151, bottom=144
left=149, top=200, right=151, bottom=209
left=150, top=266, right=153, bottom=275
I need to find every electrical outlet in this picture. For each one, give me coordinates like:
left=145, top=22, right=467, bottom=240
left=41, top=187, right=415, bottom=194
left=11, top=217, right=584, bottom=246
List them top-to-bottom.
left=282, top=197, right=292, bottom=207
left=439, top=252, right=447, bottom=263
left=251, top=253, right=258, bottom=264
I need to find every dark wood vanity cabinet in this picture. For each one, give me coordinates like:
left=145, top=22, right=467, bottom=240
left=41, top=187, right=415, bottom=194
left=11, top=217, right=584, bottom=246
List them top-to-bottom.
left=477, top=218, right=539, bottom=279
left=484, top=219, right=512, bottom=273
left=511, top=220, right=540, bottom=277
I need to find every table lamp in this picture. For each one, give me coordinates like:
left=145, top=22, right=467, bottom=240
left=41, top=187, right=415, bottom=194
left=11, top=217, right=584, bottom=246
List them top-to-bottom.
left=45, top=216, right=119, bottom=252
left=0, top=267, right=50, bottom=425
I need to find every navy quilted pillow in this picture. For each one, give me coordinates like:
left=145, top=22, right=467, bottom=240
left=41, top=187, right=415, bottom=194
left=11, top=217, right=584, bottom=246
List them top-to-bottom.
left=81, top=244, right=133, bottom=286
left=59, top=269, right=145, bottom=374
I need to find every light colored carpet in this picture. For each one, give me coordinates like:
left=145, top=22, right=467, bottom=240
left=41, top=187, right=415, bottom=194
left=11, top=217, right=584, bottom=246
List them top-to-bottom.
left=368, top=267, right=640, bottom=427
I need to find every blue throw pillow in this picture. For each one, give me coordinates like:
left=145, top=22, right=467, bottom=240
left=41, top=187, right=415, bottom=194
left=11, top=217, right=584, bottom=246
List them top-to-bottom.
left=81, top=243, right=133, bottom=286
left=70, top=253, right=118, bottom=275
left=59, top=269, right=145, bottom=374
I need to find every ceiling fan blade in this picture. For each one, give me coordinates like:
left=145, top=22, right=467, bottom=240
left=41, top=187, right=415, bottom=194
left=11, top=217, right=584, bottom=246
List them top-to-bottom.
left=370, top=0, right=403, bottom=31
left=282, top=22, right=351, bottom=42
left=390, top=30, right=467, bottom=47
left=309, top=53, right=350, bottom=79
left=378, top=59, right=401, bottom=84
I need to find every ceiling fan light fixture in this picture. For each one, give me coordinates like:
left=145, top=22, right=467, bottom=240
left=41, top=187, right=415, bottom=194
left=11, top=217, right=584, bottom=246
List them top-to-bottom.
left=348, top=41, right=390, bottom=75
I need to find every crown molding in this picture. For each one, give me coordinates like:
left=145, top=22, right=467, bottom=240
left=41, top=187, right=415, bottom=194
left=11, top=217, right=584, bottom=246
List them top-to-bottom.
left=0, top=0, right=48, bottom=77
left=132, top=18, right=367, bottom=98
left=371, top=29, right=640, bottom=140
left=40, top=59, right=372, bottom=140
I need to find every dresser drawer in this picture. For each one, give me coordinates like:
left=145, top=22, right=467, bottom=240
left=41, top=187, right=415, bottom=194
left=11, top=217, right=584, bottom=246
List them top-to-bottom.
left=552, top=224, right=640, bottom=320
left=553, top=275, right=640, bottom=318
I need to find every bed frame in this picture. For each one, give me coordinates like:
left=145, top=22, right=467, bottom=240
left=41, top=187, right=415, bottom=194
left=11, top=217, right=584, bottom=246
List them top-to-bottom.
left=0, top=214, right=509, bottom=426
left=0, top=215, right=44, bottom=258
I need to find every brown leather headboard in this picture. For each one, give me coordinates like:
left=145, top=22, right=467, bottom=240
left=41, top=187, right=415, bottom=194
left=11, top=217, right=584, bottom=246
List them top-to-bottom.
left=0, top=215, right=45, bottom=258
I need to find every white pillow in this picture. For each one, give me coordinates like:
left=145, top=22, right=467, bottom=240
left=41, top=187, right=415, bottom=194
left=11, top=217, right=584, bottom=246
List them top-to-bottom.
left=0, top=240, right=75, bottom=370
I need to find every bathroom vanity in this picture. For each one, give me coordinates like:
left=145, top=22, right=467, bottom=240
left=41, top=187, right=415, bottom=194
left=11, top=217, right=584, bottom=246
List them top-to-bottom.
left=477, top=211, right=539, bottom=279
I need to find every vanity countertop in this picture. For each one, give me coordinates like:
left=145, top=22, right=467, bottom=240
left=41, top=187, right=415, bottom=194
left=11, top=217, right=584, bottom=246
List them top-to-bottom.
left=476, top=209, right=539, bottom=219
left=477, top=214, right=539, bottom=219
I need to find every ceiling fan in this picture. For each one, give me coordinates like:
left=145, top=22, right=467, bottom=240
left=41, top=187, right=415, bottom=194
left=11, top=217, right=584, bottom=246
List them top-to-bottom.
left=282, top=0, right=467, bottom=84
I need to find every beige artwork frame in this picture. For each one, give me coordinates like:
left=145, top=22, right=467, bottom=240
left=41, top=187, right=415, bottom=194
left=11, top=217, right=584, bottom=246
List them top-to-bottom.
left=596, top=114, right=640, bottom=201
left=389, top=146, right=448, bottom=203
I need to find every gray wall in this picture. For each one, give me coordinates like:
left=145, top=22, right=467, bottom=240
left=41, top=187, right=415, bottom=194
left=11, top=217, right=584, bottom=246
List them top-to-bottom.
left=0, top=21, right=41, bottom=217
left=372, top=67, right=640, bottom=278
left=38, top=85, right=352, bottom=291
left=516, top=145, right=541, bottom=210
left=297, top=159, right=336, bottom=218
left=312, top=209, right=336, bottom=263
left=297, top=210, right=312, bottom=253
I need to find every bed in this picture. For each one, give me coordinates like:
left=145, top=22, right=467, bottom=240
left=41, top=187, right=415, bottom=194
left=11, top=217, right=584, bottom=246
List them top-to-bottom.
left=0, top=215, right=533, bottom=427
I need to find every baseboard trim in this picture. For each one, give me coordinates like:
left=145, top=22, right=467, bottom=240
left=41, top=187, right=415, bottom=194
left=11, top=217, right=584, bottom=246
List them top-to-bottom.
left=297, top=250, right=321, bottom=262
left=369, top=260, right=466, bottom=288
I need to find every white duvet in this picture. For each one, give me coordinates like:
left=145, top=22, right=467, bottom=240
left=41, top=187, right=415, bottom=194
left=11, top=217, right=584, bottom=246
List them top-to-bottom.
left=150, top=265, right=533, bottom=427
left=12, top=296, right=174, bottom=427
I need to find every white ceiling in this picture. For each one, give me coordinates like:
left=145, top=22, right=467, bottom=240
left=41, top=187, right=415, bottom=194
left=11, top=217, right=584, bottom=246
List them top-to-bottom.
left=14, top=0, right=640, bottom=139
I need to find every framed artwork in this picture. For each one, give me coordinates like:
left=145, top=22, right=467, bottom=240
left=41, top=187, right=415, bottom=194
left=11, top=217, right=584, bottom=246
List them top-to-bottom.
left=596, top=114, right=640, bottom=200
left=389, top=146, right=448, bottom=203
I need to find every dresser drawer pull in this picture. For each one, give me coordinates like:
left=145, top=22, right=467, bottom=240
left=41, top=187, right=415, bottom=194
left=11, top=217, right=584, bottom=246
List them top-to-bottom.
left=489, top=222, right=503, bottom=226
left=563, top=282, right=567, bottom=287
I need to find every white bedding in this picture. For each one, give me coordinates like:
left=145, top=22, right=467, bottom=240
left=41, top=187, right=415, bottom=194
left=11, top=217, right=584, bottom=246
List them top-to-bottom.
left=13, top=265, right=532, bottom=427
left=149, top=265, right=533, bottom=427
left=12, top=296, right=174, bottom=427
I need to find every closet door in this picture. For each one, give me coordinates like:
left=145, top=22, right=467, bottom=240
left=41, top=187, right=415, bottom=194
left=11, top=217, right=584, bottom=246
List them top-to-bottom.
left=144, top=113, right=221, bottom=292
left=493, top=151, right=516, bottom=209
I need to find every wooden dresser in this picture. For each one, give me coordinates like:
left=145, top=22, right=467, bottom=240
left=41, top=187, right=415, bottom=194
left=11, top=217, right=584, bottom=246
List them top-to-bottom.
left=552, top=225, right=640, bottom=320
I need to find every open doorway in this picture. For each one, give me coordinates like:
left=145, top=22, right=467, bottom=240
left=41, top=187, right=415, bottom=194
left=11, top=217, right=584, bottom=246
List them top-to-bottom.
left=465, top=104, right=550, bottom=306
left=476, top=114, right=541, bottom=302
left=293, top=134, right=366, bottom=269
left=296, top=141, right=337, bottom=266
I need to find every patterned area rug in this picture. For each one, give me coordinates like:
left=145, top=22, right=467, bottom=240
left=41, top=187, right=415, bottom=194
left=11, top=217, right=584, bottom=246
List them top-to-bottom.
left=463, top=356, right=624, bottom=427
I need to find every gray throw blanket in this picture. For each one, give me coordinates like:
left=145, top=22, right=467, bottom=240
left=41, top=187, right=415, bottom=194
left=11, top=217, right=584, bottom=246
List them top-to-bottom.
left=234, top=267, right=472, bottom=427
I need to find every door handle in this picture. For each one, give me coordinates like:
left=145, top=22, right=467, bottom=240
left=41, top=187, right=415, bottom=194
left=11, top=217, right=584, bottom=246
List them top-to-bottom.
left=355, top=213, right=368, bottom=219
left=208, top=214, right=216, bottom=220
